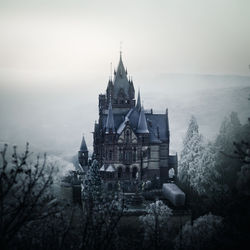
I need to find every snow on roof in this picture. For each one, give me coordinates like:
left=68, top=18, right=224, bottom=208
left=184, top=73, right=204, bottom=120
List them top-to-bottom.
left=117, top=108, right=133, bottom=134
left=106, top=164, right=115, bottom=172
left=100, top=165, right=105, bottom=171
left=162, top=183, right=185, bottom=206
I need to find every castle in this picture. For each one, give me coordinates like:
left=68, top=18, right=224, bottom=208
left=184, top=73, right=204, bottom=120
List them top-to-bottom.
left=79, top=53, right=177, bottom=191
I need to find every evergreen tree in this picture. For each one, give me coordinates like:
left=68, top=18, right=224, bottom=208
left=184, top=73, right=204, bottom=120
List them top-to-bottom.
left=215, top=112, right=243, bottom=191
left=178, top=116, right=203, bottom=190
left=191, top=142, right=221, bottom=196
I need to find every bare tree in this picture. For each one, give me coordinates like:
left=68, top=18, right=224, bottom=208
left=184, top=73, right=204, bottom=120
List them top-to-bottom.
left=0, top=143, right=57, bottom=249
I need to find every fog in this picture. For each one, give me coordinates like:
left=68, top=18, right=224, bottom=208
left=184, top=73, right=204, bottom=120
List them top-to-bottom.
left=0, top=0, right=250, bottom=159
left=1, top=71, right=249, bottom=158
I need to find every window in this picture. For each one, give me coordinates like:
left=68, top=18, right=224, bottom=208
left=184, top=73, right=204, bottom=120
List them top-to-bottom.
left=126, top=130, right=130, bottom=143
left=133, top=147, right=136, bottom=162
left=147, top=147, right=151, bottom=159
left=119, top=148, right=123, bottom=160
left=109, top=150, right=112, bottom=160
left=124, top=151, right=128, bottom=160
left=118, top=167, right=122, bottom=179
left=132, top=167, right=138, bottom=179
left=169, top=168, right=175, bottom=179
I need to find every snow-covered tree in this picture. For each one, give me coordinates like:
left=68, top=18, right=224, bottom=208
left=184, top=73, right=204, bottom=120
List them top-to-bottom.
left=215, top=112, right=242, bottom=155
left=178, top=116, right=204, bottom=189
left=179, top=116, right=225, bottom=196
left=191, top=142, right=221, bottom=196
left=139, top=200, right=172, bottom=249
left=175, top=213, right=223, bottom=250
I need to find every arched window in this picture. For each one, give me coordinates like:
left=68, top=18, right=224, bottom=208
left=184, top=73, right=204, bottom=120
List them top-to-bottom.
left=133, top=147, right=136, bottom=162
left=118, top=167, right=123, bottom=179
left=132, top=167, right=138, bottom=179
left=169, top=168, right=175, bottom=179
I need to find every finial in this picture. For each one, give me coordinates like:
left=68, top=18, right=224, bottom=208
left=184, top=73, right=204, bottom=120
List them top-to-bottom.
left=120, top=41, right=122, bottom=58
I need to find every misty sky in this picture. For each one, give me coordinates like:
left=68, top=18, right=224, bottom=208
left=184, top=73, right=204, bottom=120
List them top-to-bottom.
left=0, top=0, right=250, bottom=157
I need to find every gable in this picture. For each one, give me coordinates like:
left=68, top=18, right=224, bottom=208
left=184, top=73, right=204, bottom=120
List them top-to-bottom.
left=117, top=124, right=138, bottom=144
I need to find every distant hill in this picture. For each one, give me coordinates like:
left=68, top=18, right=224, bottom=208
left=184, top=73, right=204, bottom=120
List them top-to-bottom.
left=0, top=74, right=249, bottom=158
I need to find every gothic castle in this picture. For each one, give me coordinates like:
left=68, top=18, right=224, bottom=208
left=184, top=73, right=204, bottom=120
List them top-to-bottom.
left=78, top=54, right=177, bottom=190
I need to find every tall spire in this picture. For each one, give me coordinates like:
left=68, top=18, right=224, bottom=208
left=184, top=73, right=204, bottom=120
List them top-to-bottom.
left=136, top=89, right=141, bottom=111
left=105, top=98, right=115, bottom=133
left=137, top=106, right=149, bottom=134
left=80, top=134, right=88, bottom=152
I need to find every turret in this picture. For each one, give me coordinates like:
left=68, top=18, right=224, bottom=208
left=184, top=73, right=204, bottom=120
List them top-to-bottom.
left=110, top=54, right=135, bottom=108
left=136, top=89, right=141, bottom=111
left=105, top=99, right=115, bottom=133
left=137, top=106, right=149, bottom=134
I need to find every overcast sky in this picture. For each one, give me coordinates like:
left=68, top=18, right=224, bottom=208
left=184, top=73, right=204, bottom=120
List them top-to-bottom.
left=0, top=0, right=250, bottom=155
left=1, top=0, right=250, bottom=80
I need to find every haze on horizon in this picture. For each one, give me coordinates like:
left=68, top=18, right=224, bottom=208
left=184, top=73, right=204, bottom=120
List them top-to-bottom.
left=0, top=0, right=250, bottom=157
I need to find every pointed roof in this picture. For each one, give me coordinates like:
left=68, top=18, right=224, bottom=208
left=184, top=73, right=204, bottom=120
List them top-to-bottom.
left=117, top=53, right=127, bottom=77
left=113, top=54, right=131, bottom=99
left=106, top=78, right=113, bottom=90
left=136, top=89, right=141, bottom=111
left=105, top=99, right=115, bottom=133
left=136, top=106, right=149, bottom=134
left=80, top=135, right=88, bottom=152
left=106, top=164, right=115, bottom=172
left=100, top=165, right=105, bottom=171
